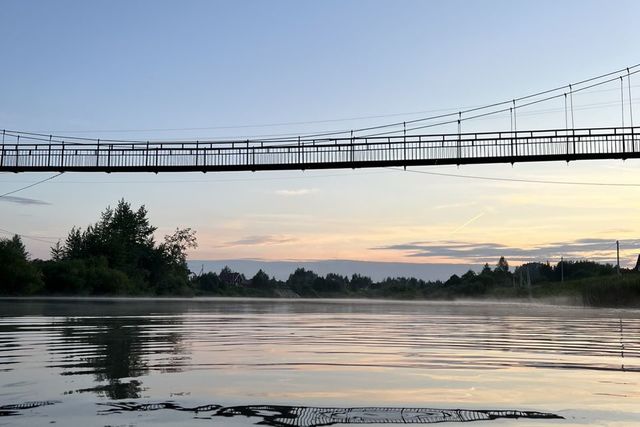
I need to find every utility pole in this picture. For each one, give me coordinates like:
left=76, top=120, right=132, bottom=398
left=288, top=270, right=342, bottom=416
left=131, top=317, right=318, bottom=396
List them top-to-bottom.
left=617, top=240, right=621, bottom=275
left=560, top=256, right=564, bottom=283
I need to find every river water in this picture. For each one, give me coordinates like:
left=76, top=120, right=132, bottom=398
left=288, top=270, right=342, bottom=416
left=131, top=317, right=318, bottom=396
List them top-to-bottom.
left=0, top=298, right=638, bottom=426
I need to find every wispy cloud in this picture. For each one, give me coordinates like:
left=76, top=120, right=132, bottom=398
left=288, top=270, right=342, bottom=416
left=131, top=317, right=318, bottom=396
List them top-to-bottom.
left=274, top=188, right=319, bottom=197
left=0, top=196, right=51, bottom=206
left=220, top=235, right=297, bottom=247
left=372, top=238, right=640, bottom=264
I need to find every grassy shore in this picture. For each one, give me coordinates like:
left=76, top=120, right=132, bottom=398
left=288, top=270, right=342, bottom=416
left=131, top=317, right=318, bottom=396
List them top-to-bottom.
left=484, top=273, right=640, bottom=308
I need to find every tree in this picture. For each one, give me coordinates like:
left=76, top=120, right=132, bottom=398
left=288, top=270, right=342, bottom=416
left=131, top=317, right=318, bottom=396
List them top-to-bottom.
left=42, top=200, right=197, bottom=295
left=53, top=200, right=157, bottom=269
left=160, top=227, right=197, bottom=266
left=0, top=235, right=43, bottom=294
left=496, top=256, right=509, bottom=273
left=481, top=263, right=492, bottom=275
left=219, top=266, right=245, bottom=286
left=286, top=268, right=318, bottom=297
left=250, top=269, right=272, bottom=288
left=461, top=270, right=477, bottom=281
left=192, top=272, right=221, bottom=294
left=315, top=273, right=348, bottom=294
left=349, top=273, right=373, bottom=292
left=445, top=274, right=461, bottom=286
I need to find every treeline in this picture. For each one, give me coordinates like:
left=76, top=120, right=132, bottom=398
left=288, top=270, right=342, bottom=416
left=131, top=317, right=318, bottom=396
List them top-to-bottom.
left=0, top=200, right=197, bottom=296
left=1, top=200, right=639, bottom=307
left=189, top=256, right=632, bottom=304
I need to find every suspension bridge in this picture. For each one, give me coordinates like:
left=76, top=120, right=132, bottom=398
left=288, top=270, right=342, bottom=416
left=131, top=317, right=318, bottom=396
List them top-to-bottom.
left=1, top=64, right=637, bottom=173
left=0, top=126, right=639, bottom=173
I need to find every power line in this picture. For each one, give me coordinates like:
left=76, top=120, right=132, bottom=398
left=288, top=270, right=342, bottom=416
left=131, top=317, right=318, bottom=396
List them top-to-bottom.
left=391, top=167, right=640, bottom=187
left=0, top=169, right=393, bottom=185
left=0, top=173, right=63, bottom=199
left=0, top=227, right=59, bottom=244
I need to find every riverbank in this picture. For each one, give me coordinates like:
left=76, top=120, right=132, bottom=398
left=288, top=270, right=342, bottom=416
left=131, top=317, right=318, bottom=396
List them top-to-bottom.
left=3, top=272, right=640, bottom=309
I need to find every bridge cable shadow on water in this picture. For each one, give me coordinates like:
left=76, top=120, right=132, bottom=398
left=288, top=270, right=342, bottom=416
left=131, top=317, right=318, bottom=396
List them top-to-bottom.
left=97, top=402, right=564, bottom=426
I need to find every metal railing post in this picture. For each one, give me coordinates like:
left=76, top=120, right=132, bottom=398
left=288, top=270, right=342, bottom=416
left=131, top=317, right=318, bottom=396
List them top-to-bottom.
left=0, top=130, right=4, bottom=168
left=510, top=132, right=514, bottom=159
left=14, top=135, right=20, bottom=168
left=47, top=136, right=52, bottom=168
left=195, top=141, right=199, bottom=167
left=203, top=143, right=208, bottom=168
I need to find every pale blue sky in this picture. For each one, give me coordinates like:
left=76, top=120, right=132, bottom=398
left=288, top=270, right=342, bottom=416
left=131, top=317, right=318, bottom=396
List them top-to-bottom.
left=2, top=0, right=640, bottom=267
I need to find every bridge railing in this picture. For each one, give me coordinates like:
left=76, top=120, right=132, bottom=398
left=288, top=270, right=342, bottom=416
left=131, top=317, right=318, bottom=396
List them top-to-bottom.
left=0, top=126, right=638, bottom=171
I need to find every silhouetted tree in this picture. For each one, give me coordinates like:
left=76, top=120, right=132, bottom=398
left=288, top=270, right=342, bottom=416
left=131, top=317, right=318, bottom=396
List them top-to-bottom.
left=42, top=200, right=197, bottom=295
left=0, top=235, right=43, bottom=294
left=496, top=256, right=509, bottom=273
left=219, top=266, right=245, bottom=286
left=286, top=268, right=318, bottom=297
left=250, top=269, right=272, bottom=288
left=461, top=270, right=477, bottom=281
left=192, top=272, right=221, bottom=294
left=318, top=273, right=349, bottom=294
left=349, top=273, right=373, bottom=292
left=445, top=274, right=461, bottom=286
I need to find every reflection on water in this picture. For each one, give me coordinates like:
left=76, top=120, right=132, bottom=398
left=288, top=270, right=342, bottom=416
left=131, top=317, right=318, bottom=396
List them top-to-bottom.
left=0, top=298, right=639, bottom=426
left=53, top=316, right=186, bottom=399
left=0, top=400, right=564, bottom=425
left=0, top=401, right=57, bottom=417
left=102, top=402, right=563, bottom=426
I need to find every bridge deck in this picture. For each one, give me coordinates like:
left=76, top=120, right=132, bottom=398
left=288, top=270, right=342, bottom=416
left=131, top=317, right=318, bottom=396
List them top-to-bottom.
left=1, top=126, right=638, bottom=172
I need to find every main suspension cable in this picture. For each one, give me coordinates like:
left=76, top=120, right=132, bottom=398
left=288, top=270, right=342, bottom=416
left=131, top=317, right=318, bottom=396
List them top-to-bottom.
left=3, top=63, right=640, bottom=145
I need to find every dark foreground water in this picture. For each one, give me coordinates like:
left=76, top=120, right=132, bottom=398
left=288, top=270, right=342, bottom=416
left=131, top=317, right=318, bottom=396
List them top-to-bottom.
left=0, top=298, right=638, bottom=426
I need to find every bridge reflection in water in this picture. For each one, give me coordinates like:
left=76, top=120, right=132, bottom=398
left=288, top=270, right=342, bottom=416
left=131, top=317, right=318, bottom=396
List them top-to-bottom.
left=0, top=126, right=638, bottom=173
left=99, top=402, right=563, bottom=426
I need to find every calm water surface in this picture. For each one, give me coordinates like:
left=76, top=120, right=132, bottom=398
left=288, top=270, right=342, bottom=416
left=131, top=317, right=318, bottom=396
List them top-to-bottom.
left=0, top=298, right=638, bottom=426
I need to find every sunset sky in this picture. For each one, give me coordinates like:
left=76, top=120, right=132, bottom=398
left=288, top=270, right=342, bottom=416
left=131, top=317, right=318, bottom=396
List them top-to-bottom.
left=2, top=0, right=640, bottom=268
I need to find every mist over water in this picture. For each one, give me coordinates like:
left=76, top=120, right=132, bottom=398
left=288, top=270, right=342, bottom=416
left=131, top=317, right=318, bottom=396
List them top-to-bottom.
left=0, top=298, right=638, bottom=426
